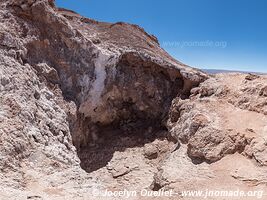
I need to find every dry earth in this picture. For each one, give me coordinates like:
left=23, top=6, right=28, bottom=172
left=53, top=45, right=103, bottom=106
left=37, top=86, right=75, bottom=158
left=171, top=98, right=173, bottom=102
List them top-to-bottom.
left=0, top=0, right=267, bottom=199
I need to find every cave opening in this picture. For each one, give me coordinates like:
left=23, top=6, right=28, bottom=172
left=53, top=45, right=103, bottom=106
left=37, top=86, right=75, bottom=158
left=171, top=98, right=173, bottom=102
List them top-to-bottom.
left=21, top=17, right=195, bottom=175
left=24, top=41, right=189, bottom=174
left=26, top=45, right=190, bottom=173
left=72, top=55, right=187, bottom=173
left=77, top=120, right=170, bottom=173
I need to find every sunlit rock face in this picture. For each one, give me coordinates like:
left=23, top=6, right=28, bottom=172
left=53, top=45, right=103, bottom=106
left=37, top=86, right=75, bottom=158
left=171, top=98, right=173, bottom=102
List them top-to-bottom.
left=8, top=0, right=207, bottom=148
left=6, top=1, right=267, bottom=199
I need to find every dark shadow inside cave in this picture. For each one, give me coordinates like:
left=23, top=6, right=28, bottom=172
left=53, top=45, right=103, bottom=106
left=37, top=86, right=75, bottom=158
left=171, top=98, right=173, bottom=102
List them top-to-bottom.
left=77, top=122, right=170, bottom=173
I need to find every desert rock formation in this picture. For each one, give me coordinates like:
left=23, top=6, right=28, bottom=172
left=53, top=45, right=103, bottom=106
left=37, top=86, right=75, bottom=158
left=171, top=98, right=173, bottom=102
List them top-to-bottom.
left=0, top=0, right=266, bottom=199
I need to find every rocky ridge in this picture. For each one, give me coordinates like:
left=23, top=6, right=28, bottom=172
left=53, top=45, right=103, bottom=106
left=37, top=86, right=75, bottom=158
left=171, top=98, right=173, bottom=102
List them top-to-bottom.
left=0, top=0, right=267, bottom=199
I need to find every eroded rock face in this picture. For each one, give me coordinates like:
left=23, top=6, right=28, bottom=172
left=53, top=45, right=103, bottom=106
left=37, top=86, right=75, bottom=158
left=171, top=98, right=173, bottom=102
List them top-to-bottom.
left=0, top=0, right=207, bottom=197
left=1, top=0, right=267, bottom=199
left=3, top=0, right=207, bottom=149
left=168, top=73, right=267, bottom=164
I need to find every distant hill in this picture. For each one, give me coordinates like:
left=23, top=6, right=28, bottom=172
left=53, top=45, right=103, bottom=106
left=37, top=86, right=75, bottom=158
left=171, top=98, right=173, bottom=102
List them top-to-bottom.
left=202, top=69, right=266, bottom=75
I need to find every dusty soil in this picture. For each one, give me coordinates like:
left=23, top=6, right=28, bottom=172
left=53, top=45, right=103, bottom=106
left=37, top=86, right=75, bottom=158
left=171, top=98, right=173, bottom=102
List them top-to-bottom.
left=0, top=1, right=267, bottom=200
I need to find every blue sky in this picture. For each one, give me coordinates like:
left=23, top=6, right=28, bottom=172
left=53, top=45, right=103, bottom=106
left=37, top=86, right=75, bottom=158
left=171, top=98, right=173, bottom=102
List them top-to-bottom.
left=56, top=0, right=267, bottom=72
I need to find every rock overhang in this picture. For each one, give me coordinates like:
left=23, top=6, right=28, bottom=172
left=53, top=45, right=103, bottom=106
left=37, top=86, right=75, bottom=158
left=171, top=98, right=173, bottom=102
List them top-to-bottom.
left=4, top=0, right=209, bottom=160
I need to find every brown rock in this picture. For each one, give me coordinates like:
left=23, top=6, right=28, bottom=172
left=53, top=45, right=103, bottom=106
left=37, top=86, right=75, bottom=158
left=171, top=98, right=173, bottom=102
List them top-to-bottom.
left=1, top=0, right=267, bottom=199
left=245, top=73, right=260, bottom=81
left=260, top=86, right=267, bottom=97
left=144, top=144, right=158, bottom=159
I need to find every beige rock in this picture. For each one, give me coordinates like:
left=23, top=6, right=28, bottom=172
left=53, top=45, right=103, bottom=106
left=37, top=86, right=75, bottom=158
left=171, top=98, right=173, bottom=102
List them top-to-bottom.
left=1, top=0, right=267, bottom=199
left=143, top=144, right=158, bottom=159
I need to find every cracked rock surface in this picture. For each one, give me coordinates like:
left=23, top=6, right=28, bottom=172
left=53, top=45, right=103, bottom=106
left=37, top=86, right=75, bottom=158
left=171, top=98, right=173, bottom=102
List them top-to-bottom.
left=0, top=0, right=267, bottom=199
